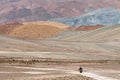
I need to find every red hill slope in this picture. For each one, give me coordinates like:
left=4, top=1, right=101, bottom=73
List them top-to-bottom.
left=8, top=21, right=69, bottom=39
left=0, top=23, right=22, bottom=34
left=67, top=25, right=104, bottom=31
left=74, top=25, right=104, bottom=31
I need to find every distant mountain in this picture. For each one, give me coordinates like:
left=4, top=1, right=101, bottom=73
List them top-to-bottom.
left=1, top=0, right=120, bottom=24
left=51, top=8, right=120, bottom=26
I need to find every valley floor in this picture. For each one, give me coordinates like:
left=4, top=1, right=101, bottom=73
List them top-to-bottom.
left=0, top=31, right=119, bottom=80
left=0, top=57, right=119, bottom=80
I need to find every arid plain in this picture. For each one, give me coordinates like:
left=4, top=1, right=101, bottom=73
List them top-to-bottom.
left=0, top=21, right=119, bottom=80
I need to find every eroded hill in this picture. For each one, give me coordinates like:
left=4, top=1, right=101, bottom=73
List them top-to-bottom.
left=8, top=21, right=69, bottom=39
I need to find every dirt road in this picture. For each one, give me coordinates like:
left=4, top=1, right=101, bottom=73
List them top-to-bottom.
left=5, top=66, right=118, bottom=80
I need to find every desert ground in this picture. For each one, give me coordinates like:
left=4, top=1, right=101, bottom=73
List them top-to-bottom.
left=0, top=0, right=120, bottom=80
left=0, top=22, right=119, bottom=80
left=0, top=57, right=119, bottom=80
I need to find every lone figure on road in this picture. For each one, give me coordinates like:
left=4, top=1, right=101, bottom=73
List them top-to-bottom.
left=79, top=67, right=83, bottom=73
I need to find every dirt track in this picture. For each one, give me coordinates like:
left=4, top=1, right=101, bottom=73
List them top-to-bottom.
left=0, top=58, right=120, bottom=80
left=0, top=65, right=119, bottom=80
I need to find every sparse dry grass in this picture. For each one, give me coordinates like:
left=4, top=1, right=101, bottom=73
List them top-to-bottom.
left=0, top=57, right=120, bottom=65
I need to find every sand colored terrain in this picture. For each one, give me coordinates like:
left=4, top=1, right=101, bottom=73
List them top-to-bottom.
left=0, top=21, right=119, bottom=80
left=9, top=21, right=69, bottom=39
left=23, top=21, right=69, bottom=29
left=0, top=23, right=119, bottom=60
left=51, top=25, right=103, bottom=40
left=58, top=25, right=120, bottom=41
left=67, top=25, right=103, bottom=31
left=74, top=25, right=103, bottom=31
left=74, top=25, right=120, bottom=42
left=0, top=35, right=77, bottom=52
left=0, top=58, right=119, bottom=80
left=0, top=63, right=94, bottom=80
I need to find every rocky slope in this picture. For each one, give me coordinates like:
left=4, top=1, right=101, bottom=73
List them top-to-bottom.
left=1, top=0, right=120, bottom=24
left=51, top=8, right=120, bottom=26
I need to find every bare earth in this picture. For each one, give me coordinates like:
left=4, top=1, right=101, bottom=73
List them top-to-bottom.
left=0, top=24, right=120, bottom=80
left=0, top=57, right=120, bottom=80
